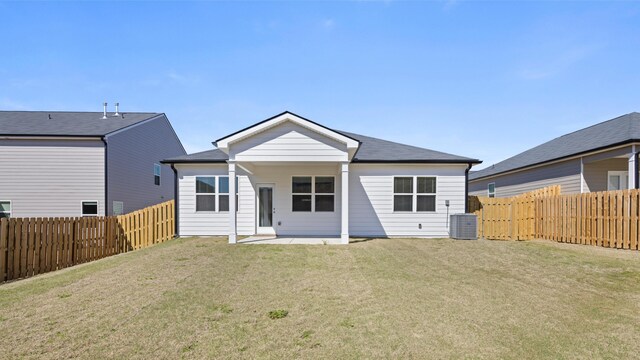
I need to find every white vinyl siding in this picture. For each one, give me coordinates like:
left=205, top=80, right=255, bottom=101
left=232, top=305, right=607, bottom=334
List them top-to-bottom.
left=230, top=121, right=348, bottom=163
left=0, top=139, right=105, bottom=217
left=176, top=164, right=341, bottom=236
left=349, top=164, right=467, bottom=237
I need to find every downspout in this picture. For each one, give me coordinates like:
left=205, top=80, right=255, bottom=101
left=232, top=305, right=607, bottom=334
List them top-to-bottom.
left=101, top=136, right=108, bottom=216
left=636, top=151, right=640, bottom=189
left=465, top=163, right=472, bottom=213
left=171, top=164, right=179, bottom=236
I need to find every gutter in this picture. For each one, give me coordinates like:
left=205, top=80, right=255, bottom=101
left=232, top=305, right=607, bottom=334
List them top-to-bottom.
left=101, top=136, right=108, bottom=216
left=465, top=163, right=472, bottom=213
left=171, top=164, right=179, bottom=236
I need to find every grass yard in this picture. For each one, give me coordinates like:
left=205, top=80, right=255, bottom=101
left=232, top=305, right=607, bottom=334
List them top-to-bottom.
left=1, top=237, right=639, bottom=359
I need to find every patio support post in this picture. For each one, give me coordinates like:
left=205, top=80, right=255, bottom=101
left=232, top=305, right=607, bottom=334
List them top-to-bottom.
left=630, top=145, right=637, bottom=189
left=228, top=161, right=237, bottom=244
left=341, top=162, right=349, bottom=244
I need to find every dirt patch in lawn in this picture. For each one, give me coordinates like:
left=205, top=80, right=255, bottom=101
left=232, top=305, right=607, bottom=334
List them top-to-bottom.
left=1, top=237, right=639, bottom=359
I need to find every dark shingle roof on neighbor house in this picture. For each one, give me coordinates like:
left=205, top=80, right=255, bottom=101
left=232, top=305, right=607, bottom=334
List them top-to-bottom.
left=0, top=111, right=162, bottom=137
left=470, top=112, right=640, bottom=181
left=164, top=126, right=481, bottom=164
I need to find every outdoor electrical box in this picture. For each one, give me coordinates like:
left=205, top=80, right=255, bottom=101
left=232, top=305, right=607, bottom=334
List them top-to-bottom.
left=450, top=214, right=477, bottom=240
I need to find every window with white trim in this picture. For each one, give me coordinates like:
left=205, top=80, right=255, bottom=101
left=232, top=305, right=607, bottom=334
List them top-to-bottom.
left=154, top=164, right=161, bottom=186
left=195, top=176, right=231, bottom=212
left=292, top=176, right=335, bottom=212
left=393, top=176, right=437, bottom=212
left=488, top=182, right=496, bottom=198
left=0, top=201, right=11, bottom=218
left=81, top=201, right=98, bottom=217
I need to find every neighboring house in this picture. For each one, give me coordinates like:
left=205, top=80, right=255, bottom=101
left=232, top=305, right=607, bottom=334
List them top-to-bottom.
left=0, top=108, right=186, bottom=218
left=162, top=111, right=481, bottom=243
left=469, top=112, right=640, bottom=198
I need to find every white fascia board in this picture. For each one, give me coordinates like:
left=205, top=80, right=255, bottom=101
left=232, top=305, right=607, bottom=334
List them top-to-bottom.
left=216, top=113, right=360, bottom=152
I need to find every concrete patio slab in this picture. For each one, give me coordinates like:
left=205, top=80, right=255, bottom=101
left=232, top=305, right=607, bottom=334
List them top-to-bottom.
left=238, top=235, right=343, bottom=245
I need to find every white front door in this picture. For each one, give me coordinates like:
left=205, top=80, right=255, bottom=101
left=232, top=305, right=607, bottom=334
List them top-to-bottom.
left=608, top=171, right=629, bottom=191
left=257, top=184, right=275, bottom=235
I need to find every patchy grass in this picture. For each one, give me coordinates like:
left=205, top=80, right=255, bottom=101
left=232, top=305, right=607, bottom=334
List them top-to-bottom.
left=0, top=237, right=639, bottom=359
left=267, top=309, right=289, bottom=320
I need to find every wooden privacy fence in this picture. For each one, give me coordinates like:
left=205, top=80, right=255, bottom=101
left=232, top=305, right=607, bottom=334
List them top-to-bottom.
left=470, top=187, right=640, bottom=251
left=0, top=200, right=175, bottom=283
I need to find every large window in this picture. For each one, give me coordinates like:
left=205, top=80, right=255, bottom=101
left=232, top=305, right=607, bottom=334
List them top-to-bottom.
left=154, top=164, right=161, bottom=186
left=608, top=171, right=629, bottom=191
left=195, top=176, right=230, bottom=212
left=292, top=176, right=335, bottom=212
left=393, top=176, right=436, bottom=212
left=488, top=183, right=496, bottom=198
left=0, top=201, right=11, bottom=218
left=81, top=201, right=98, bottom=217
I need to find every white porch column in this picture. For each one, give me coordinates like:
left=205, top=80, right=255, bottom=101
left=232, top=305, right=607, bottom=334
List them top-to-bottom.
left=630, top=145, right=637, bottom=190
left=228, top=161, right=237, bottom=244
left=341, top=162, right=349, bottom=244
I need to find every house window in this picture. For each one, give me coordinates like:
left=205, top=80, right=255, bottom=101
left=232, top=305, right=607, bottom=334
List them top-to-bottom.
left=154, top=164, right=161, bottom=186
left=608, top=171, right=629, bottom=191
left=195, top=176, right=230, bottom=212
left=219, top=176, right=230, bottom=212
left=291, top=176, right=335, bottom=212
left=292, top=176, right=312, bottom=212
left=315, top=176, right=335, bottom=212
left=393, top=176, right=437, bottom=212
left=196, top=177, right=216, bottom=211
left=393, top=177, right=413, bottom=212
left=416, top=177, right=436, bottom=212
left=488, top=183, right=496, bottom=198
left=0, top=201, right=11, bottom=218
left=81, top=201, right=98, bottom=217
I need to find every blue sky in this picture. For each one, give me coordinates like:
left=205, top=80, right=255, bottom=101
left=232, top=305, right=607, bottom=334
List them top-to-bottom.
left=1, top=1, right=639, bottom=169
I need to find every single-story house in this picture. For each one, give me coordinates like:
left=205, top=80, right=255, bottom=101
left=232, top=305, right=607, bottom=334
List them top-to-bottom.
left=0, top=105, right=186, bottom=218
left=162, top=111, right=481, bottom=244
left=469, top=112, right=640, bottom=198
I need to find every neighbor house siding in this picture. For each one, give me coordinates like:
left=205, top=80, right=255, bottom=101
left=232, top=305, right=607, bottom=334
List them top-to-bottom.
left=106, top=115, right=185, bottom=215
left=230, top=122, right=348, bottom=163
left=0, top=138, right=105, bottom=217
left=582, top=158, right=629, bottom=192
left=469, top=159, right=581, bottom=197
left=349, top=164, right=467, bottom=237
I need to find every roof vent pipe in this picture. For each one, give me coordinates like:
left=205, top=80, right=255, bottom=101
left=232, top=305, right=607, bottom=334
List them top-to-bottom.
left=102, top=102, right=108, bottom=119
left=114, top=102, right=120, bottom=116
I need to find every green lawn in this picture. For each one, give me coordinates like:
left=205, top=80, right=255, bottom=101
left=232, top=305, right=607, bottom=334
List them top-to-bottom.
left=1, top=237, right=639, bottom=359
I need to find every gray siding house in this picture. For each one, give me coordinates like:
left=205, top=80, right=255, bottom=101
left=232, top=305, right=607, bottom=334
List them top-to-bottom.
left=0, top=109, right=186, bottom=218
left=469, top=112, right=640, bottom=197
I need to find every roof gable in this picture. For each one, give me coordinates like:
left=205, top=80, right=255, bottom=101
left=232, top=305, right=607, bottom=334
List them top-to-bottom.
left=214, top=111, right=360, bottom=156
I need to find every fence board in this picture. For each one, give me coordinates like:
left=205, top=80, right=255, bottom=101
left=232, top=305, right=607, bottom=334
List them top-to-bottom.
left=469, top=187, right=640, bottom=251
left=0, top=200, right=174, bottom=283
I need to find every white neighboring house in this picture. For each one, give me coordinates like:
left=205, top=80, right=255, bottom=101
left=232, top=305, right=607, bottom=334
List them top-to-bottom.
left=0, top=107, right=186, bottom=218
left=163, top=112, right=481, bottom=244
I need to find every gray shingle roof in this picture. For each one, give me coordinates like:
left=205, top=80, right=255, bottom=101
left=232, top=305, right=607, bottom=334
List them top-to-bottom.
left=0, top=111, right=162, bottom=136
left=470, top=112, right=640, bottom=181
left=163, top=129, right=480, bottom=164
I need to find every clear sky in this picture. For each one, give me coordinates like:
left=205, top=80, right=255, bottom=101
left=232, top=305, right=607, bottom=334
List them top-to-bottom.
left=1, top=1, right=639, bottom=169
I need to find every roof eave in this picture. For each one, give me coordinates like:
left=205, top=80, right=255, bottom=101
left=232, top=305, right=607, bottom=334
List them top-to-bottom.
left=469, top=139, right=640, bottom=182
left=352, top=159, right=482, bottom=164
